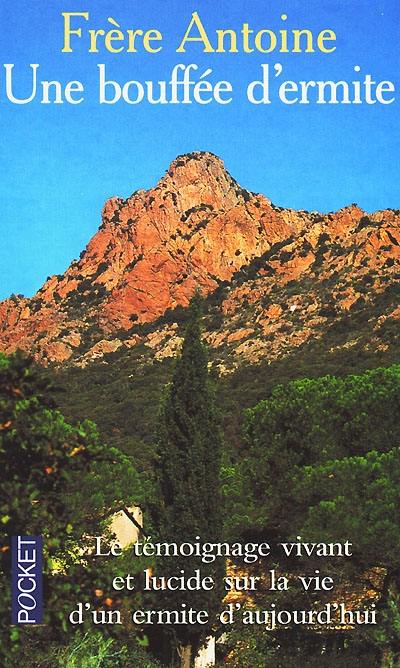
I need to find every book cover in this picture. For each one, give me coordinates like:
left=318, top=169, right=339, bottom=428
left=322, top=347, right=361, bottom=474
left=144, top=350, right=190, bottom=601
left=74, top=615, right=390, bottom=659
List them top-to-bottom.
left=0, top=1, right=399, bottom=666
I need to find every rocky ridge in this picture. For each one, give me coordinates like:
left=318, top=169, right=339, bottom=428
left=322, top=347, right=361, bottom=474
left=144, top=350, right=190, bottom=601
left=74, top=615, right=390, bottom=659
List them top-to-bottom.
left=0, top=152, right=399, bottom=370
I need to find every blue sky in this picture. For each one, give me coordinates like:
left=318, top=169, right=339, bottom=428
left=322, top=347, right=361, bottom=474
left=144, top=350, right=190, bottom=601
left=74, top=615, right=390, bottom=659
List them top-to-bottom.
left=0, top=0, right=399, bottom=299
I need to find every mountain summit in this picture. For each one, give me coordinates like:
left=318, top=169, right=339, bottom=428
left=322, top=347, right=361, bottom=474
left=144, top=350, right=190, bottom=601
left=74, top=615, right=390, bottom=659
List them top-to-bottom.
left=0, top=152, right=399, bottom=366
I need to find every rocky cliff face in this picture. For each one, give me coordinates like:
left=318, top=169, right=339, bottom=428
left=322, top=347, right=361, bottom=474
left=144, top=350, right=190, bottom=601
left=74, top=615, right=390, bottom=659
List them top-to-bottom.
left=0, top=152, right=399, bottom=368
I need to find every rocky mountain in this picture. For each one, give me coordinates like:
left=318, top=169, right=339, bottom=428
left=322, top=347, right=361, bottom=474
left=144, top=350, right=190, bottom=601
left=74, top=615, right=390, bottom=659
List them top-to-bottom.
left=0, top=151, right=399, bottom=374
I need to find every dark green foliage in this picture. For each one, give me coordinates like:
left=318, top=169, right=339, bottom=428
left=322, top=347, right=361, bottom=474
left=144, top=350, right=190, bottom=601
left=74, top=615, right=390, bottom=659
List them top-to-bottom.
left=153, top=295, right=224, bottom=661
left=58, top=344, right=174, bottom=470
left=0, top=352, right=146, bottom=665
left=225, top=364, right=400, bottom=663
left=234, top=365, right=400, bottom=537
left=294, top=446, right=400, bottom=660
left=297, top=447, right=400, bottom=569
left=222, top=623, right=379, bottom=668
left=14, top=630, right=164, bottom=667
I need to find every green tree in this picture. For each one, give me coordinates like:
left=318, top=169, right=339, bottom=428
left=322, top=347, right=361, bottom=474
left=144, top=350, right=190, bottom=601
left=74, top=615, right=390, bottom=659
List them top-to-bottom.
left=153, top=294, right=224, bottom=668
left=0, top=352, right=146, bottom=665
left=225, top=364, right=400, bottom=664
left=234, top=365, right=400, bottom=539
left=297, top=447, right=400, bottom=667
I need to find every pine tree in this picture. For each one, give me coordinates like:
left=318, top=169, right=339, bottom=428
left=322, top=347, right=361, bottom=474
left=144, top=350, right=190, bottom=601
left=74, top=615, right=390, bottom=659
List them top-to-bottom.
left=154, top=294, right=223, bottom=668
